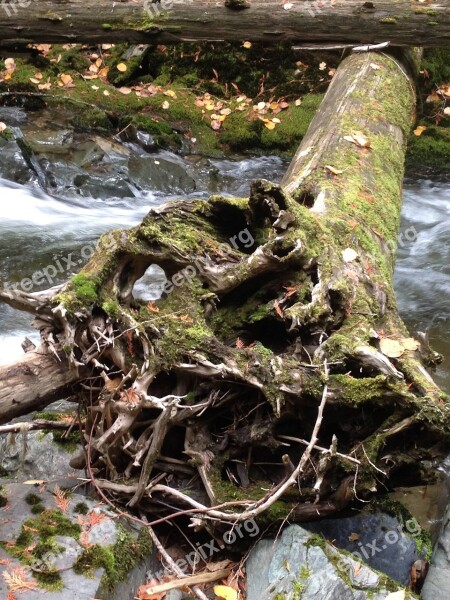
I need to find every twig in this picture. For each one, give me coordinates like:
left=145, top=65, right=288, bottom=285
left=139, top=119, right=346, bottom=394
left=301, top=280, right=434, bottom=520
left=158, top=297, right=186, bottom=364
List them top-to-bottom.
left=0, top=420, right=78, bottom=434
left=276, top=435, right=361, bottom=465
left=141, top=514, right=211, bottom=600
left=142, top=568, right=231, bottom=596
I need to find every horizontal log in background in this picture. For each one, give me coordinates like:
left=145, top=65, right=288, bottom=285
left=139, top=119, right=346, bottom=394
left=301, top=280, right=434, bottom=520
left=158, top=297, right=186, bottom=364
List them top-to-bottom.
left=0, top=0, right=450, bottom=46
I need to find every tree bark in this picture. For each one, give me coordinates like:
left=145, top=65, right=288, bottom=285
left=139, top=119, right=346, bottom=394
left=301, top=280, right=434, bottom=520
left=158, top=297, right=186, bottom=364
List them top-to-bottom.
left=1, top=0, right=450, bottom=47
left=1, top=48, right=449, bottom=527
left=0, top=352, right=79, bottom=424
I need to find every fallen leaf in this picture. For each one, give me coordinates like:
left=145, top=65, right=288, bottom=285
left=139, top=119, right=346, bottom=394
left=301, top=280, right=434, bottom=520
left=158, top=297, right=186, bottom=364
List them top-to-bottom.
left=243, top=41, right=252, bottom=49
left=117, top=62, right=127, bottom=72
left=60, top=73, right=73, bottom=86
left=162, top=100, right=170, bottom=110
left=0, top=122, right=6, bottom=133
left=413, top=125, right=427, bottom=137
left=343, top=132, right=371, bottom=148
left=325, top=165, right=344, bottom=175
left=342, top=248, right=358, bottom=262
left=274, top=299, right=284, bottom=318
left=147, top=302, right=160, bottom=313
left=379, top=338, right=404, bottom=359
left=401, top=338, right=420, bottom=351
left=23, top=480, right=46, bottom=485
left=348, top=532, right=360, bottom=542
left=206, top=560, right=231, bottom=571
left=353, top=562, right=362, bottom=576
left=214, top=585, right=238, bottom=600
left=384, top=591, right=406, bottom=600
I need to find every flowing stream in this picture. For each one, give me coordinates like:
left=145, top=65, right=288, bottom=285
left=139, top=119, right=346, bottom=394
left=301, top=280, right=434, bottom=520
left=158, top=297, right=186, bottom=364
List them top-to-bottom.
left=0, top=143, right=448, bottom=393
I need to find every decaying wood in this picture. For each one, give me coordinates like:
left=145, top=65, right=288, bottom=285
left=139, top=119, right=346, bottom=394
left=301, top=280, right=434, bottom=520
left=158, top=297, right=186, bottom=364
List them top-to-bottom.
left=1, top=1, right=450, bottom=47
left=1, top=48, right=450, bottom=532
left=0, top=351, right=80, bottom=424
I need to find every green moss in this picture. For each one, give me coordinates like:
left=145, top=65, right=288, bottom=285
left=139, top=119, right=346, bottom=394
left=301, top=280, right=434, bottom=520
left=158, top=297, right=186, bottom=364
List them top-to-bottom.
left=406, top=126, right=450, bottom=171
left=0, top=127, right=15, bottom=141
left=57, top=273, right=101, bottom=311
left=34, top=411, right=60, bottom=422
left=53, top=429, right=81, bottom=453
left=25, top=493, right=42, bottom=506
left=74, top=502, right=90, bottom=515
left=1, top=509, right=81, bottom=592
left=74, top=526, right=152, bottom=591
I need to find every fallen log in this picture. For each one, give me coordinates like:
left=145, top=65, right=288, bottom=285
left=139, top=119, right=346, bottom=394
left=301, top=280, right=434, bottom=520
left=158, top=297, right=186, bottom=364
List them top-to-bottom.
left=1, top=1, right=450, bottom=47
left=1, top=48, right=449, bottom=529
left=0, top=351, right=80, bottom=424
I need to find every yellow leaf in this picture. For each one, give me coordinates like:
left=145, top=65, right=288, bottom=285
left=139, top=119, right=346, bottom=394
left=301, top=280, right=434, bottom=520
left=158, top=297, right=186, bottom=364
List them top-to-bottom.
left=243, top=41, right=252, bottom=49
left=117, top=62, right=127, bottom=72
left=60, top=73, right=73, bottom=86
left=164, top=89, right=177, bottom=98
left=103, top=90, right=110, bottom=96
left=162, top=100, right=170, bottom=109
left=264, top=120, right=276, bottom=130
left=0, top=122, right=6, bottom=133
left=413, top=125, right=427, bottom=137
left=325, top=165, right=344, bottom=175
left=379, top=338, right=404, bottom=359
left=401, top=338, right=420, bottom=351
left=214, top=585, right=238, bottom=600
left=385, top=591, right=406, bottom=600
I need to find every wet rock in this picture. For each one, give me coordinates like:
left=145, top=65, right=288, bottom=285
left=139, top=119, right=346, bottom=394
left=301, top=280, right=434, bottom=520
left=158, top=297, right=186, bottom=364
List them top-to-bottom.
left=0, top=106, right=27, bottom=126
left=128, top=152, right=196, bottom=194
left=0, top=400, right=82, bottom=484
left=0, top=482, right=157, bottom=600
left=422, top=500, right=450, bottom=599
left=302, top=509, right=424, bottom=586
left=246, top=524, right=415, bottom=600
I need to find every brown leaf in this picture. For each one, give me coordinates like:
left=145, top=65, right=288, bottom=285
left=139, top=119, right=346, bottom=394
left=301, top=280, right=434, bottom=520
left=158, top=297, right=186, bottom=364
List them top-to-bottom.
left=274, top=300, right=284, bottom=318
left=235, top=337, right=245, bottom=349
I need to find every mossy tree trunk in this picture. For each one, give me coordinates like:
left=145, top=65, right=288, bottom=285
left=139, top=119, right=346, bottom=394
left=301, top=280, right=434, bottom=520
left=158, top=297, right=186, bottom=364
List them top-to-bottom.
left=2, top=1, right=450, bottom=47
left=1, top=49, right=449, bottom=528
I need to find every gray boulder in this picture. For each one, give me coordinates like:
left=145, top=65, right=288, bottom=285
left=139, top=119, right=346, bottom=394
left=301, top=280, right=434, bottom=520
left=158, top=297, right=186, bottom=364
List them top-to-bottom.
left=0, top=482, right=156, bottom=600
left=246, top=525, right=415, bottom=600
